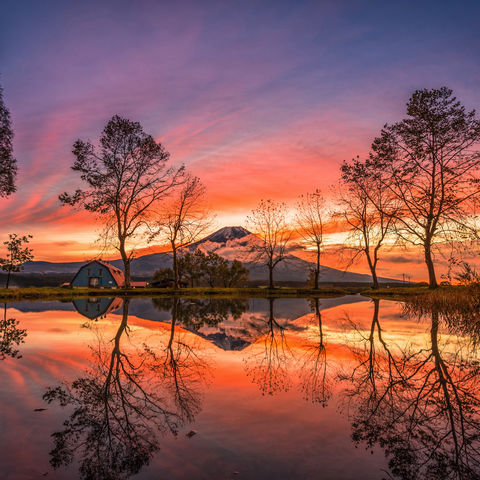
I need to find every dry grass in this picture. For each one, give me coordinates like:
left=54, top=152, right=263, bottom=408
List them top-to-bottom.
left=0, top=285, right=349, bottom=302
left=403, top=285, right=480, bottom=317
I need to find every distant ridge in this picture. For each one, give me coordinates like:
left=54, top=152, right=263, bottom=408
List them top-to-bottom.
left=22, top=226, right=402, bottom=284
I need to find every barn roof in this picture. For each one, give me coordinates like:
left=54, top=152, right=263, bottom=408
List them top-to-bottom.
left=75, top=259, right=125, bottom=287
left=96, top=260, right=125, bottom=286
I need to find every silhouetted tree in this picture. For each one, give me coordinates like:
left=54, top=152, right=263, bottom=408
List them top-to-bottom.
left=0, top=84, right=17, bottom=197
left=368, top=88, right=480, bottom=288
left=59, top=115, right=183, bottom=287
left=338, top=157, right=396, bottom=289
left=152, top=174, right=212, bottom=288
left=295, top=190, right=326, bottom=289
left=247, top=199, right=291, bottom=289
left=0, top=234, right=33, bottom=288
left=175, top=250, right=249, bottom=288
left=177, top=250, right=206, bottom=287
left=203, top=251, right=228, bottom=287
left=222, top=259, right=249, bottom=288
left=451, top=260, right=480, bottom=286
left=151, top=267, right=175, bottom=286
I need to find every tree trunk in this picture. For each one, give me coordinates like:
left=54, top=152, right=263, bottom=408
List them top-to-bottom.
left=119, top=239, right=130, bottom=288
left=424, top=243, right=438, bottom=289
left=314, top=246, right=320, bottom=290
left=172, top=247, right=179, bottom=289
left=366, top=252, right=379, bottom=289
left=124, top=260, right=131, bottom=289
left=269, top=265, right=274, bottom=289
left=5, top=269, right=11, bottom=289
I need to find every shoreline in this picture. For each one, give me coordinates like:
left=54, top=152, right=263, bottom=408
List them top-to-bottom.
left=0, top=284, right=450, bottom=302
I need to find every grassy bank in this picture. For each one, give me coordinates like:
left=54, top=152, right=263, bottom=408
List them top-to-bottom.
left=1, top=284, right=464, bottom=302
left=364, top=284, right=480, bottom=303
left=0, top=285, right=353, bottom=302
left=364, top=285, right=433, bottom=298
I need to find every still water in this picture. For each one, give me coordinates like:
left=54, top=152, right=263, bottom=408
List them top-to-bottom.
left=0, top=295, right=479, bottom=480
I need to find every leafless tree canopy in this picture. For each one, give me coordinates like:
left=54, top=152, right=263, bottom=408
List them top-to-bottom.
left=367, top=87, right=480, bottom=288
left=59, top=115, right=183, bottom=286
left=338, top=157, right=396, bottom=289
left=153, top=174, right=212, bottom=288
left=295, top=190, right=326, bottom=289
left=246, top=199, right=291, bottom=288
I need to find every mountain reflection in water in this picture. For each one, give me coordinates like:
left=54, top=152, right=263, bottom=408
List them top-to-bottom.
left=0, top=295, right=479, bottom=479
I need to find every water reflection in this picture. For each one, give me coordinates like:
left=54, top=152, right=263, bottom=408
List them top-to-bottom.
left=3, top=295, right=480, bottom=479
left=73, top=296, right=124, bottom=320
left=150, top=296, right=209, bottom=421
left=153, top=297, right=250, bottom=350
left=43, top=298, right=208, bottom=479
left=245, top=298, right=294, bottom=395
left=299, top=298, right=330, bottom=406
left=341, top=299, right=480, bottom=480
left=0, top=303, right=27, bottom=360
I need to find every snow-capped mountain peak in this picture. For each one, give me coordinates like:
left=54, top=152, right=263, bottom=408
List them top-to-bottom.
left=198, top=226, right=251, bottom=245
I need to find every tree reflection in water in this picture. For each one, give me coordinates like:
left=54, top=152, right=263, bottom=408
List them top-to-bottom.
left=41, top=294, right=480, bottom=479
left=147, top=296, right=211, bottom=422
left=152, top=296, right=249, bottom=329
left=43, top=298, right=208, bottom=480
left=244, top=298, right=294, bottom=395
left=299, top=298, right=330, bottom=406
left=341, top=298, right=480, bottom=480
left=0, top=303, right=26, bottom=360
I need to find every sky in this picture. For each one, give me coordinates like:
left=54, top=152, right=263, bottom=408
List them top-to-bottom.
left=1, top=0, right=480, bottom=278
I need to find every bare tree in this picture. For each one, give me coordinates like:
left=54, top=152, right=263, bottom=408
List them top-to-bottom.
left=0, top=84, right=17, bottom=198
left=368, top=87, right=480, bottom=288
left=59, top=115, right=183, bottom=287
left=338, top=157, right=395, bottom=289
left=153, top=175, right=212, bottom=288
left=295, top=189, right=325, bottom=289
left=246, top=199, right=291, bottom=289
left=0, top=234, right=33, bottom=288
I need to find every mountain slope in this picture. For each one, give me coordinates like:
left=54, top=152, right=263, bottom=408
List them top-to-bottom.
left=23, top=226, right=401, bottom=283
